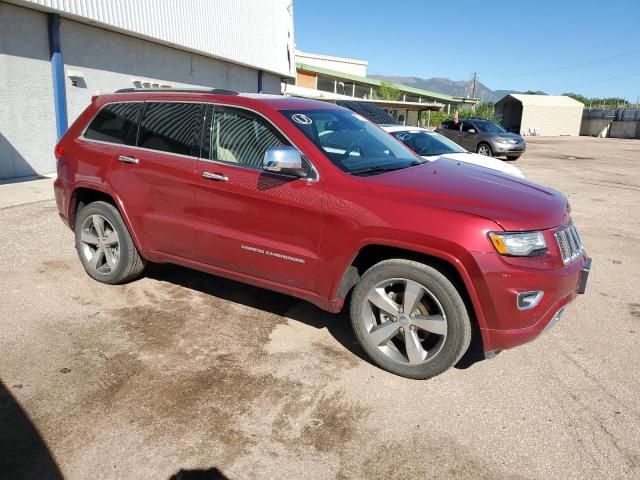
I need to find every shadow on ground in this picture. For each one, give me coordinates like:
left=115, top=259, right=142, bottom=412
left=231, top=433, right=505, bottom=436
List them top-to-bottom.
left=146, top=264, right=486, bottom=372
left=0, top=381, right=63, bottom=479
left=169, top=467, right=230, bottom=480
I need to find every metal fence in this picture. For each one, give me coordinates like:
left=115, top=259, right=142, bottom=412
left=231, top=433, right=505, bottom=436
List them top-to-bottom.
left=583, top=108, right=640, bottom=121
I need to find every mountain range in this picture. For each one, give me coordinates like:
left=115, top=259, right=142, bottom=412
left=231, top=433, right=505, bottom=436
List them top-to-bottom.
left=370, top=75, right=519, bottom=103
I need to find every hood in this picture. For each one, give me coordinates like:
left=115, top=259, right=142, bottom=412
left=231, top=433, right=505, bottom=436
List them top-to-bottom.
left=493, top=132, right=524, bottom=141
left=422, top=152, right=525, bottom=178
left=363, top=158, right=568, bottom=231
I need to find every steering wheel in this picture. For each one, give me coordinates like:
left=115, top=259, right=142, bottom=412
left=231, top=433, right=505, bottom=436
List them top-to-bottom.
left=337, top=143, right=359, bottom=162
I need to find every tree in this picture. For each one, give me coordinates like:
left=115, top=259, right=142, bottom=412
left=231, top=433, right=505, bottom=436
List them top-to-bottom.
left=378, top=81, right=403, bottom=101
left=421, top=102, right=502, bottom=127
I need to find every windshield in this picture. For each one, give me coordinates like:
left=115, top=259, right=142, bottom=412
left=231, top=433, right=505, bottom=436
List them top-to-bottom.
left=281, top=109, right=422, bottom=175
left=474, top=120, right=507, bottom=133
left=390, top=130, right=466, bottom=156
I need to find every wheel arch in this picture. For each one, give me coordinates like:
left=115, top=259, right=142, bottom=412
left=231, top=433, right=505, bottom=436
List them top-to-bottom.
left=69, top=185, right=144, bottom=254
left=332, top=242, right=488, bottom=340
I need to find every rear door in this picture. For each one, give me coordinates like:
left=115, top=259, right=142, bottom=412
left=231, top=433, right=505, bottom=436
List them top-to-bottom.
left=107, top=101, right=204, bottom=258
left=193, top=105, right=323, bottom=291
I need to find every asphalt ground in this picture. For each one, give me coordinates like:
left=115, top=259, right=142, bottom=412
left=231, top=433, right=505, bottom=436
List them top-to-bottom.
left=1, top=136, right=639, bottom=479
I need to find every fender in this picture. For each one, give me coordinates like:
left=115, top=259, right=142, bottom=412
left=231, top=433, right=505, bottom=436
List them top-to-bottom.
left=69, top=182, right=146, bottom=256
left=329, top=238, right=489, bottom=336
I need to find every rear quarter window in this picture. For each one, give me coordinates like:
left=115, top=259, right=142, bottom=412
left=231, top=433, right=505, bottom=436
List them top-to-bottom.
left=84, top=102, right=142, bottom=144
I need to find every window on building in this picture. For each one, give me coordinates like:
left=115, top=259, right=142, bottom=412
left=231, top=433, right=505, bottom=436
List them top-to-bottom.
left=316, top=75, right=335, bottom=93
left=336, top=81, right=353, bottom=96
left=354, top=84, right=371, bottom=99
left=405, top=95, right=419, bottom=103
left=84, top=102, right=142, bottom=145
left=137, top=102, right=204, bottom=157
left=208, top=106, right=289, bottom=168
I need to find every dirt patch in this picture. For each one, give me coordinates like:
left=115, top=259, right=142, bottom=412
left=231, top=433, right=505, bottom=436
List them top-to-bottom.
left=37, top=259, right=73, bottom=273
left=629, top=303, right=640, bottom=319
left=299, top=391, right=369, bottom=453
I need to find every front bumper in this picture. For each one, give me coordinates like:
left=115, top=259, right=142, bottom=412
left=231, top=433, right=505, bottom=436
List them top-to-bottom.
left=492, top=143, right=526, bottom=155
left=471, top=252, right=590, bottom=352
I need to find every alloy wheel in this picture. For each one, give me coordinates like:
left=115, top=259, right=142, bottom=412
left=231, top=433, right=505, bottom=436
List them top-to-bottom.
left=478, top=144, right=491, bottom=156
left=80, top=214, right=120, bottom=274
left=363, top=278, right=448, bottom=365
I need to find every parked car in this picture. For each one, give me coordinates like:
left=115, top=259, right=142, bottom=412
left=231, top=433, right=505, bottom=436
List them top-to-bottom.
left=54, top=89, right=590, bottom=379
left=436, top=119, right=526, bottom=160
left=382, top=125, right=525, bottom=178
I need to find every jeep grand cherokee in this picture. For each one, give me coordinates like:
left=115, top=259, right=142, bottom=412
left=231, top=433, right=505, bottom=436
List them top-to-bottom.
left=53, top=89, right=590, bottom=379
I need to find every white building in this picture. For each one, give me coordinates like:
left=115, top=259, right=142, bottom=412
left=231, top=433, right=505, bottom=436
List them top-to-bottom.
left=0, top=0, right=296, bottom=180
left=496, top=94, right=585, bottom=137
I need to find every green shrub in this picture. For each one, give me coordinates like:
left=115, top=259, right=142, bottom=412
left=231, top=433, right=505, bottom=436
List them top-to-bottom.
left=422, top=102, right=503, bottom=127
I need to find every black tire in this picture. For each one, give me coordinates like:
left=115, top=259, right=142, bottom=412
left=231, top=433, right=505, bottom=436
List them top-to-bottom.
left=476, top=143, right=493, bottom=157
left=506, top=155, right=521, bottom=161
left=75, top=201, right=145, bottom=284
left=350, top=259, right=471, bottom=379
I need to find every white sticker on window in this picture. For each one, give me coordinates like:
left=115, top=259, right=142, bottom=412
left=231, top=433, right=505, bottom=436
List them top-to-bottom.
left=292, top=113, right=313, bottom=125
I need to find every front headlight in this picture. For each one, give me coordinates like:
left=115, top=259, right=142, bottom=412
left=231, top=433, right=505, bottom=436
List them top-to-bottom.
left=488, top=231, right=547, bottom=256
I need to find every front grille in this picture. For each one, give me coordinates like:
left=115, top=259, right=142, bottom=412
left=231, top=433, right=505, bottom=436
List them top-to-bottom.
left=555, top=224, right=584, bottom=265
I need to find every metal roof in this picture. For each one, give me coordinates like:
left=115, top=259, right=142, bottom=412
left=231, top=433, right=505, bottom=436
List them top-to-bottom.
left=17, top=0, right=296, bottom=77
left=296, top=62, right=464, bottom=103
left=498, top=94, right=585, bottom=108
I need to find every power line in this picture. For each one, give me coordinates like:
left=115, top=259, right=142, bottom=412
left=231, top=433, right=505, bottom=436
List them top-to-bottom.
left=496, top=49, right=640, bottom=77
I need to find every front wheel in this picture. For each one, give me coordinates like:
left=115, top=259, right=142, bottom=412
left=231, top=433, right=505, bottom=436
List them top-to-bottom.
left=477, top=143, right=493, bottom=156
left=75, top=201, right=145, bottom=284
left=350, top=259, right=471, bottom=379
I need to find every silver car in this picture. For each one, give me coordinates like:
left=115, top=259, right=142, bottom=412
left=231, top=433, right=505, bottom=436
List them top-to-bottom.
left=436, top=119, right=526, bottom=160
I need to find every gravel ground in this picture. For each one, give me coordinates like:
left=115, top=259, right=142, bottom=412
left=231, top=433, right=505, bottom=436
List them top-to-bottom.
left=1, top=136, right=639, bottom=479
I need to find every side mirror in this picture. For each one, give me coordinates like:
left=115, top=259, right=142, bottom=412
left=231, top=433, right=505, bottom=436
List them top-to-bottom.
left=467, top=128, right=477, bottom=134
left=263, top=146, right=307, bottom=178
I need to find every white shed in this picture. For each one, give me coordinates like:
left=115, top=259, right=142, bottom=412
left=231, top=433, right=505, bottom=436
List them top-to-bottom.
left=496, top=94, right=584, bottom=136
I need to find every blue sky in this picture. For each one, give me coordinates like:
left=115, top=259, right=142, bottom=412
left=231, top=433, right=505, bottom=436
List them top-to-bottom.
left=293, top=0, right=640, bottom=100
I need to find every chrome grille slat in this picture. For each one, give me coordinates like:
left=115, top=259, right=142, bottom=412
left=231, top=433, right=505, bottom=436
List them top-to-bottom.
left=555, top=223, right=584, bottom=265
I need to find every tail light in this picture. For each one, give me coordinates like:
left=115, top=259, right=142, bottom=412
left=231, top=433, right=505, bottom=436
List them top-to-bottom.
left=54, top=143, right=64, bottom=160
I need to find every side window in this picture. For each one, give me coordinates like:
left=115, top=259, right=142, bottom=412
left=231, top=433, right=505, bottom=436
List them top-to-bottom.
left=84, top=102, right=142, bottom=145
left=137, top=102, right=204, bottom=157
left=209, top=106, right=289, bottom=168
left=448, top=121, right=460, bottom=131
left=461, top=122, right=475, bottom=133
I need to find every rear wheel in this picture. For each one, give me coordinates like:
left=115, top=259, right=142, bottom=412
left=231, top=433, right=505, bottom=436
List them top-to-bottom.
left=477, top=143, right=493, bottom=156
left=75, top=201, right=145, bottom=284
left=350, top=259, right=471, bottom=379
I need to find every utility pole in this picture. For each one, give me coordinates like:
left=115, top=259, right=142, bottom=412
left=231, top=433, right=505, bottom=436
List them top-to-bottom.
left=471, top=72, right=477, bottom=100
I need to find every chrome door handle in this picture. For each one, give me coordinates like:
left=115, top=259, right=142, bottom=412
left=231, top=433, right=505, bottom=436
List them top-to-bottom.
left=118, top=155, right=139, bottom=164
left=202, top=171, right=228, bottom=182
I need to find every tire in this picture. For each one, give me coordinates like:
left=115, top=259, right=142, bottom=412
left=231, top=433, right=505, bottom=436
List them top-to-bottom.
left=477, top=143, right=493, bottom=157
left=506, top=155, right=521, bottom=161
left=75, top=201, right=145, bottom=284
left=350, top=259, right=471, bottom=379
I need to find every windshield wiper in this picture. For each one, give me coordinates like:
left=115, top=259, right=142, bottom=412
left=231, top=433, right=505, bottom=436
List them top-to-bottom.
left=349, top=160, right=424, bottom=176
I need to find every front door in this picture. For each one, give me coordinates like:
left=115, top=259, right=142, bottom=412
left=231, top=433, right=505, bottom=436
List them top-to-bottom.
left=193, top=105, right=323, bottom=291
left=459, top=121, right=478, bottom=151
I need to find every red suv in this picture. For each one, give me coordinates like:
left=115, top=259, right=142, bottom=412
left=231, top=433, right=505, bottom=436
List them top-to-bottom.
left=54, top=89, right=590, bottom=379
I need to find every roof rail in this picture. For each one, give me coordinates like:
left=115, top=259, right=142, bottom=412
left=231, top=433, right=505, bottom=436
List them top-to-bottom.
left=114, top=87, right=238, bottom=95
